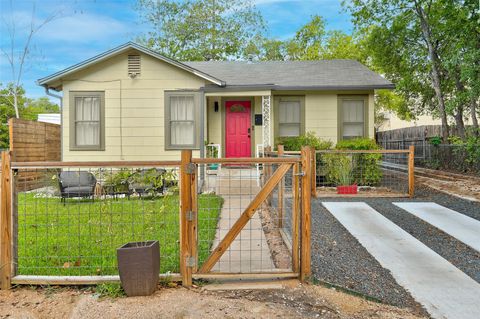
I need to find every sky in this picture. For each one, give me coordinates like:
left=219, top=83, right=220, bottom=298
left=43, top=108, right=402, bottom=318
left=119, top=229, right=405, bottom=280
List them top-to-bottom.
left=0, top=0, right=353, bottom=100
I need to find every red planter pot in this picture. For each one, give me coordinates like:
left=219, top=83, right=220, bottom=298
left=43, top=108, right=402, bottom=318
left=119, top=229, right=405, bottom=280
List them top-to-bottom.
left=336, top=185, right=358, bottom=194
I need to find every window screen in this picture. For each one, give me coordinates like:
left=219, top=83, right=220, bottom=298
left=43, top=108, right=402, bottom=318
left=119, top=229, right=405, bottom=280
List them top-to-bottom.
left=74, top=96, right=101, bottom=146
left=342, top=100, right=365, bottom=139
left=279, top=101, right=301, bottom=137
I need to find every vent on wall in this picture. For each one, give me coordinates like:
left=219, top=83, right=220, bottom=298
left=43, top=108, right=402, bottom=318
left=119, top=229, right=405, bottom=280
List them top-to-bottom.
left=128, top=55, right=141, bottom=78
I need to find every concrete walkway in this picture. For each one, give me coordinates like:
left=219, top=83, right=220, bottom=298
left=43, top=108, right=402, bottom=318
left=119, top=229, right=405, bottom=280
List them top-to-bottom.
left=210, top=194, right=274, bottom=273
left=322, top=202, right=480, bottom=319
left=394, top=202, right=480, bottom=253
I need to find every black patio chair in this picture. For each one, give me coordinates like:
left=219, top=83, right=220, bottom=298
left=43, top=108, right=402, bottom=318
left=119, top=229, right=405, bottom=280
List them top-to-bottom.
left=58, top=171, right=97, bottom=204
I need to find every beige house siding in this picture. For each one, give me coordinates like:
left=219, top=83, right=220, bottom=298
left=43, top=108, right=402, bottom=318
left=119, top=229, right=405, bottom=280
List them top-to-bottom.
left=62, top=49, right=206, bottom=161
left=304, top=91, right=374, bottom=144
left=368, top=92, right=375, bottom=138
left=254, top=96, right=263, bottom=153
left=206, top=97, right=222, bottom=146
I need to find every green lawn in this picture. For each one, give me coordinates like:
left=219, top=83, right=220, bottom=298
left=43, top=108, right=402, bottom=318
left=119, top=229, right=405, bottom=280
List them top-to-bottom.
left=16, top=193, right=223, bottom=276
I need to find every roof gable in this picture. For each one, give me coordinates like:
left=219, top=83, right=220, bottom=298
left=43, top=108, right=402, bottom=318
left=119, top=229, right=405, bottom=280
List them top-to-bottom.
left=37, top=42, right=225, bottom=88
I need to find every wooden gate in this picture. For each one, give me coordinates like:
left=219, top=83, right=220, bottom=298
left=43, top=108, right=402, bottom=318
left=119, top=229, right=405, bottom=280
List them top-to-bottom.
left=179, top=147, right=313, bottom=286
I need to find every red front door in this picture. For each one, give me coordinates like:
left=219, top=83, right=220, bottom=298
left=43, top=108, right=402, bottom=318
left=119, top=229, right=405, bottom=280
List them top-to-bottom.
left=225, top=101, right=251, bottom=158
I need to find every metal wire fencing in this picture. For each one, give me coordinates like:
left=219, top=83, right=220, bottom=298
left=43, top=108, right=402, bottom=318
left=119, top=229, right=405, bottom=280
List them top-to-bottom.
left=316, top=150, right=411, bottom=197
left=197, top=160, right=298, bottom=273
left=13, top=164, right=185, bottom=276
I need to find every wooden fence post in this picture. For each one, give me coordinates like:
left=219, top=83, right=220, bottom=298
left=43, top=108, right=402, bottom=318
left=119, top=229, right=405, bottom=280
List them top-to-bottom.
left=277, top=145, right=284, bottom=228
left=408, top=145, right=415, bottom=198
left=264, top=146, right=272, bottom=205
left=300, top=146, right=312, bottom=281
left=311, top=147, right=316, bottom=198
left=180, top=150, right=195, bottom=286
left=1, top=151, right=12, bottom=290
left=292, top=163, right=300, bottom=273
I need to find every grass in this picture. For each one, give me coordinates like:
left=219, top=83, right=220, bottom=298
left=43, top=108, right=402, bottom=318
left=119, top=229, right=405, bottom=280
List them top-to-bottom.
left=16, top=193, right=223, bottom=276
left=95, top=283, right=126, bottom=298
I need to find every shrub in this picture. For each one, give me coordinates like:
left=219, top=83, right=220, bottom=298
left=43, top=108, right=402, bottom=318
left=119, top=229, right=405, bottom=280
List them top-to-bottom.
left=276, top=132, right=332, bottom=151
left=448, top=135, right=480, bottom=174
left=429, top=136, right=442, bottom=146
left=324, top=138, right=382, bottom=186
left=335, top=138, right=381, bottom=150
left=323, top=154, right=354, bottom=186
left=103, top=168, right=132, bottom=193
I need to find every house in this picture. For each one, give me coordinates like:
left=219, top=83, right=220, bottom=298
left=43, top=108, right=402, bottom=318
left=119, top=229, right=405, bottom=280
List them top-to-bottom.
left=37, top=42, right=394, bottom=161
left=376, top=110, right=442, bottom=132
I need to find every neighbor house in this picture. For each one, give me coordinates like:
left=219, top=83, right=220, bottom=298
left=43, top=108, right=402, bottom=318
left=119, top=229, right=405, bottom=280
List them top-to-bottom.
left=37, top=42, right=394, bottom=161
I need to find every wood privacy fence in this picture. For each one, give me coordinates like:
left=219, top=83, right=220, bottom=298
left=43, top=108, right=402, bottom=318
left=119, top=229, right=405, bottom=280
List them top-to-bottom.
left=8, top=118, right=61, bottom=190
left=376, top=125, right=471, bottom=159
left=0, top=149, right=313, bottom=289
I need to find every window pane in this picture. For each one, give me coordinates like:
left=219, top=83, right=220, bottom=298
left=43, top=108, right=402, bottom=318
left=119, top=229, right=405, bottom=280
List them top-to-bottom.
left=171, top=96, right=194, bottom=121
left=75, top=97, right=100, bottom=121
left=75, top=97, right=83, bottom=120
left=343, top=100, right=364, bottom=122
left=279, top=101, right=300, bottom=123
left=76, top=122, right=100, bottom=146
left=171, top=122, right=194, bottom=145
left=279, top=123, right=300, bottom=137
left=343, top=123, right=364, bottom=138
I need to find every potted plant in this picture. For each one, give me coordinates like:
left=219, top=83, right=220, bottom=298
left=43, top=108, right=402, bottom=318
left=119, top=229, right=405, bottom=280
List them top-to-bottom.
left=336, top=165, right=357, bottom=194
left=117, top=240, right=160, bottom=296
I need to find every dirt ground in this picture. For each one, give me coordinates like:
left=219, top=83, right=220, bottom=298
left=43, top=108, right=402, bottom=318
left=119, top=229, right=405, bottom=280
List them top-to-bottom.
left=415, top=174, right=480, bottom=202
left=0, top=281, right=426, bottom=319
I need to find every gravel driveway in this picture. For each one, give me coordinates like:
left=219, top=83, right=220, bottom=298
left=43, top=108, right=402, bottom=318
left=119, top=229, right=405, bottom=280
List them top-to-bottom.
left=311, top=185, right=480, bottom=314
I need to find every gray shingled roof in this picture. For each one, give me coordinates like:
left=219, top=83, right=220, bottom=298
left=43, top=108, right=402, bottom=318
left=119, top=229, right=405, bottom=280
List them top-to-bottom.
left=37, top=42, right=394, bottom=91
left=184, top=60, right=394, bottom=90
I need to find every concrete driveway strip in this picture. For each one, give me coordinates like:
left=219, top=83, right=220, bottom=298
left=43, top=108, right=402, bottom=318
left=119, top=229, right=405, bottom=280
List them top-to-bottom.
left=322, top=202, right=480, bottom=319
left=393, top=202, right=480, bottom=253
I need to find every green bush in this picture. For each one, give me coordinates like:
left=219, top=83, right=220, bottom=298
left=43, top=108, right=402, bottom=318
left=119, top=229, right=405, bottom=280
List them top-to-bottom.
left=276, top=132, right=333, bottom=151
left=448, top=135, right=480, bottom=174
left=324, top=138, right=383, bottom=186
left=335, top=138, right=381, bottom=150
left=102, top=168, right=132, bottom=193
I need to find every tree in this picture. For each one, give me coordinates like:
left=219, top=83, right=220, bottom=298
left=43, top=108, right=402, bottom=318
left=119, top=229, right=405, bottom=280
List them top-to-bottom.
left=136, top=0, right=266, bottom=61
left=345, top=0, right=454, bottom=141
left=438, top=0, right=480, bottom=137
left=1, top=1, right=59, bottom=118
left=285, top=15, right=327, bottom=60
left=0, top=84, right=26, bottom=149
left=22, top=97, right=60, bottom=121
